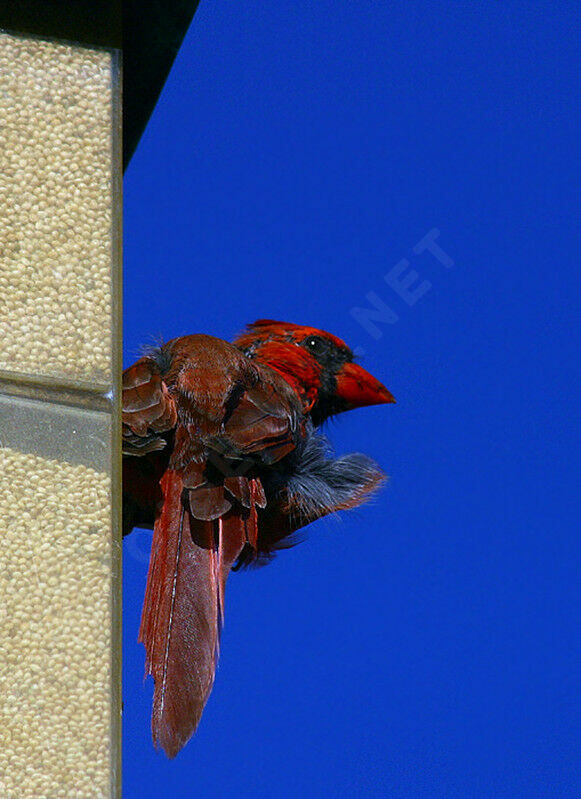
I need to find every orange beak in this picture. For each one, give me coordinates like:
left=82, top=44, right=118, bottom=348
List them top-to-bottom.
left=335, top=362, right=395, bottom=409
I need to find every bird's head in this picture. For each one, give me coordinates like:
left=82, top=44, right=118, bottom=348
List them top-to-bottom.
left=234, top=320, right=395, bottom=425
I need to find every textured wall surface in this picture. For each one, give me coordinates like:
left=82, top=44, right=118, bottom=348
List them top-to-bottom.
left=0, top=30, right=120, bottom=799
left=0, top=33, right=114, bottom=385
left=0, top=445, right=113, bottom=798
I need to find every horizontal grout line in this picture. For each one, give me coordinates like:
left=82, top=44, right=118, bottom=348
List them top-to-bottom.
left=0, top=369, right=113, bottom=413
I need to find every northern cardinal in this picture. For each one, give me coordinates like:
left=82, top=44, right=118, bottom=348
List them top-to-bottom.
left=123, top=320, right=394, bottom=757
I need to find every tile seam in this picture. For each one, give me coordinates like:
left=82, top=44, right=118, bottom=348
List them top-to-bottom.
left=0, top=370, right=113, bottom=413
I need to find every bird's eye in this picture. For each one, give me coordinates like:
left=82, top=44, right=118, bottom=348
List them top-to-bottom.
left=304, top=336, right=324, bottom=353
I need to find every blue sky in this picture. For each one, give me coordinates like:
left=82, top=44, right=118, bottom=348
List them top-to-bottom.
left=123, top=2, right=578, bottom=796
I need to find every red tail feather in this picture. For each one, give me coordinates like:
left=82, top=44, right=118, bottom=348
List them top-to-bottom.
left=139, top=471, right=220, bottom=757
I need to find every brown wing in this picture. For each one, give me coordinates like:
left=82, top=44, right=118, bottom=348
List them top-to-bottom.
left=161, top=335, right=300, bottom=523
left=122, top=356, right=178, bottom=452
left=122, top=356, right=177, bottom=535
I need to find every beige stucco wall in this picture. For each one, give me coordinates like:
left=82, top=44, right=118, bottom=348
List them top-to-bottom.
left=0, top=31, right=121, bottom=799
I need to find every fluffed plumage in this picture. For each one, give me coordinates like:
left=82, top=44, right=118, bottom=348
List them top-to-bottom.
left=123, top=321, right=394, bottom=756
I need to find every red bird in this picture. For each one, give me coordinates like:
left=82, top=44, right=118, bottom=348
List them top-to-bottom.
left=123, top=320, right=394, bottom=757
